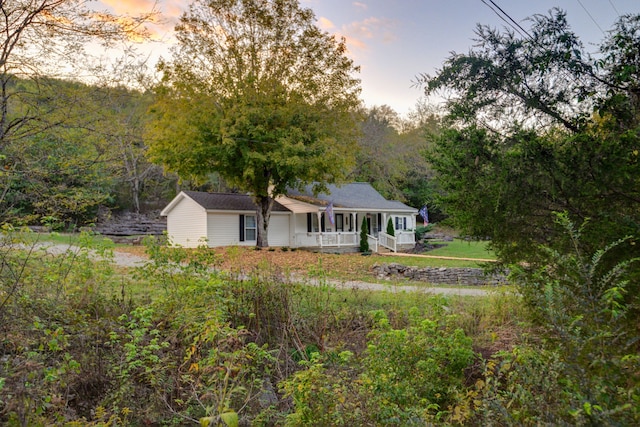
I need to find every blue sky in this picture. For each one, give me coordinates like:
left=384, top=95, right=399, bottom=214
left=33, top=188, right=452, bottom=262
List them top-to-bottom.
left=99, top=0, right=639, bottom=117
left=305, top=0, right=638, bottom=116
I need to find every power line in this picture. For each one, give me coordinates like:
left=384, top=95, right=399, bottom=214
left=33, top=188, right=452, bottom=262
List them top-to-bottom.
left=477, top=0, right=593, bottom=129
left=480, top=0, right=528, bottom=39
left=483, top=0, right=534, bottom=40
left=576, top=0, right=605, bottom=35
left=608, top=0, right=621, bottom=17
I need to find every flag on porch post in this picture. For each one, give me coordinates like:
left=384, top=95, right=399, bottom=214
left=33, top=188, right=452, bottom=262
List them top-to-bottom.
left=326, top=202, right=335, bottom=226
left=419, top=205, right=429, bottom=225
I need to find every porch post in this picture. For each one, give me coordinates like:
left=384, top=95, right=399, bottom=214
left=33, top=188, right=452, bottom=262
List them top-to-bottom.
left=317, top=211, right=323, bottom=248
left=294, top=212, right=299, bottom=247
left=351, top=213, right=356, bottom=237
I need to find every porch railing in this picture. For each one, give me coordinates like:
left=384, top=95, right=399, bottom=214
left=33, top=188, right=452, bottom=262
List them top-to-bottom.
left=293, top=231, right=409, bottom=252
left=379, top=231, right=415, bottom=252
left=397, top=231, right=416, bottom=245
left=294, top=232, right=358, bottom=248
left=319, top=232, right=358, bottom=247
left=379, top=232, right=396, bottom=252
left=367, top=234, right=378, bottom=253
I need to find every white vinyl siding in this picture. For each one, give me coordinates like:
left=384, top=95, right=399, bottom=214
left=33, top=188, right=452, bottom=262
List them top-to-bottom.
left=166, top=196, right=207, bottom=248
left=203, top=212, right=290, bottom=247
left=294, top=212, right=310, bottom=234
left=206, top=213, right=247, bottom=246
left=268, top=214, right=291, bottom=247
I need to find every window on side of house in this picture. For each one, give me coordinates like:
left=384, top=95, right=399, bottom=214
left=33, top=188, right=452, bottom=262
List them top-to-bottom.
left=245, top=215, right=257, bottom=241
left=395, top=216, right=408, bottom=231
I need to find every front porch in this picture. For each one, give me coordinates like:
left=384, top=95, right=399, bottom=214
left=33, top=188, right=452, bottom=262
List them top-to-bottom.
left=276, top=193, right=418, bottom=253
left=292, top=230, right=416, bottom=253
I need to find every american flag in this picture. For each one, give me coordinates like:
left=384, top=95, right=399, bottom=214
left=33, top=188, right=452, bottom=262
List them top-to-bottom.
left=326, top=202, right=335, bottom=226
left=419, top=205, right=429, bottom=224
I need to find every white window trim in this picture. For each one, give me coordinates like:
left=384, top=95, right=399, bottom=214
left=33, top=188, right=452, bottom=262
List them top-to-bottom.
left=245, top=215, right=257, bottom=241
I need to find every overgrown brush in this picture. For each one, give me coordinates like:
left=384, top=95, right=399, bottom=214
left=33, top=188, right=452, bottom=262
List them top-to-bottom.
left=472, top=214, right=640, bottom=425
left=5, top=225, right=635, bottom=425
left=0, top=227, right=127, bottom=424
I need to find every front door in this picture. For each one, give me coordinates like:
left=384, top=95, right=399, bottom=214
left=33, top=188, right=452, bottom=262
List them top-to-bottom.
left=335, top=213, right=344, bottom=232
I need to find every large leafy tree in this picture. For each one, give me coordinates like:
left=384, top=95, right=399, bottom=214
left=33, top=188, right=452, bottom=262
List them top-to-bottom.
left=147, top=0, right=361, bottom=247
left=417, top=10, right=640, bottom=264
left=419, top=13, right=640, bottom=415
left=349, top=104, right=440, bottom=217
left=350, top=106, right=405, bottom=199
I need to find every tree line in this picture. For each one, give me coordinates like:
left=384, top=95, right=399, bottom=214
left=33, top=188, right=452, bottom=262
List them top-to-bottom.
left=0, top=76, right=435, bottom=230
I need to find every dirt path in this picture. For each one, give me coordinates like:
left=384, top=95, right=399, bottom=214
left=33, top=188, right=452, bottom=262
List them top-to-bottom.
left=30, top=242, right=149, bottom=268
left=304, top=277, right=491, bottom=296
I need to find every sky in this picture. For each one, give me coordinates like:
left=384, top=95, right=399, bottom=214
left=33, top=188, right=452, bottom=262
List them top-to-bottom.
left=97, top=0, right=639, bottom=117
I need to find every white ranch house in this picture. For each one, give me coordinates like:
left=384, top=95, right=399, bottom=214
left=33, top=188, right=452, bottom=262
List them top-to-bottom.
left=161, top=182, right=418, bottom=252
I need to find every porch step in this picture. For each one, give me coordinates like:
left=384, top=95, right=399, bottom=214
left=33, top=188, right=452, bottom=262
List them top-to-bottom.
left=377, top=247, right=394, bottom=254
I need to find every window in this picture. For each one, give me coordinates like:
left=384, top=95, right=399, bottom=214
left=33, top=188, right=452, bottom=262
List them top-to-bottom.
left=306, top=213, right=326, bottom=232
left=307, top=213, right=319, bottom=232
left=245, top=215, right=257, bottom=241
left=395, top=216, right=407, bottom=231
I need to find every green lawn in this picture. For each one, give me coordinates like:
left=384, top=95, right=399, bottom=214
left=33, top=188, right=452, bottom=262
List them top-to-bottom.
left=18, top=231, right=124, bottom=248
left=425, top=239, right=496, bottom=260
left=373, top=255, right=491, bottom=268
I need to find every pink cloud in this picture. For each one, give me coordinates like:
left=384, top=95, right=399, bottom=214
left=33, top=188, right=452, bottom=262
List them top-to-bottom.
left=97, top=0, right=184, bottom=41
left=99, top=0, right=158, bottom=15
left=353, top=2, right=368, bottom=10
left=317, top=16, right=335, bottom=31
left=322, top=16, right=397, bottom=57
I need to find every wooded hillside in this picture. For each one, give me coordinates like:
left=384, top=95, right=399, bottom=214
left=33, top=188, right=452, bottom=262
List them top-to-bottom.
left=0, top=76, right=436, bottom=230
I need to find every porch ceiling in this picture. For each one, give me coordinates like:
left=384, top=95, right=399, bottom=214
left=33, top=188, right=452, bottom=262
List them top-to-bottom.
left=275, top=196, right=319, bottom=214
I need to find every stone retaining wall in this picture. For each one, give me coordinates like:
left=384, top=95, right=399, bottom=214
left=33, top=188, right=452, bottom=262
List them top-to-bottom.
left=95, top=212, right=166, bottom=236
left=372, top=263, right=508, bottom=286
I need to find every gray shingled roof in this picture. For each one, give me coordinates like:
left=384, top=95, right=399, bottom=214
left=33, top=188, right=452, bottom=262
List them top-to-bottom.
left=287, top=183, right=416, bottom=211
left=184, top=191, right=290, bottom=212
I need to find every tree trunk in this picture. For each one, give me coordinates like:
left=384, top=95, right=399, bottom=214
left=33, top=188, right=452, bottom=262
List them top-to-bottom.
left=131, top=177, right=141, bottom=214
left=255, top=195, right=274, bottom=248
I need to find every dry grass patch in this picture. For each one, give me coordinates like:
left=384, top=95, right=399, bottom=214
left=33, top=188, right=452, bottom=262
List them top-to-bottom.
left=114, top=244, right=499, bottom=283
left=115, top=245, right=380, bottom=279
